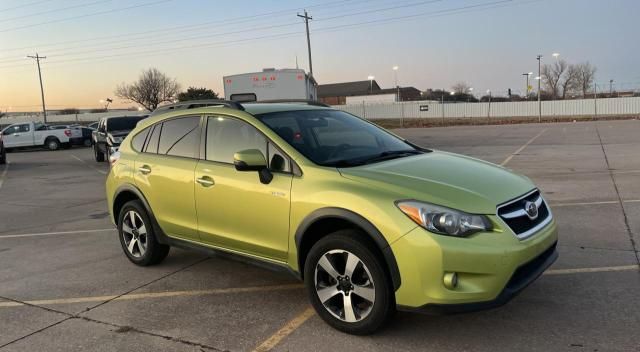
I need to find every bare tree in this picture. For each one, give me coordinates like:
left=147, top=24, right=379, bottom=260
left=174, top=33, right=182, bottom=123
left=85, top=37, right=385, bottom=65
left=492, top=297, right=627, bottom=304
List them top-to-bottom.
left=542, top=59, right=568, bottom=99
left=574, top=62, right=597, bottom=98
left=561, top=64, right=581, bottom=99
left=115, top=68, right=180, bottom=111
left=451, top=81, right=471, bottom=94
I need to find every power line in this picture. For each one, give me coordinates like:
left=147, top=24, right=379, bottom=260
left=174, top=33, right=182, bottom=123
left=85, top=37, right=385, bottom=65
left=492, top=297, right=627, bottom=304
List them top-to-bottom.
left=0, top=0, right=175, bottom=33
left=0, top=0, right=113, bottom=23
left=0, top=0, right=536, bottom=72
left=0, top=0, right=55, bottom=13
left=0, top=0, right=441, bottom=63
left=0, top=0, right=360, bottom=51
left=315, top=0, right=445, bottom=21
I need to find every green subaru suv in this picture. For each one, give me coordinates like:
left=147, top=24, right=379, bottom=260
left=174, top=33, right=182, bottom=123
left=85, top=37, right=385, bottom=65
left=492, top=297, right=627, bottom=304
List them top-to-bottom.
left=106, top=100, right=558, bottom=335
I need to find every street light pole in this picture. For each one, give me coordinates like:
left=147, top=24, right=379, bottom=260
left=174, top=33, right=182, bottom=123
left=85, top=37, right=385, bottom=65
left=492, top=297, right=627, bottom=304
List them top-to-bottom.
left=537, top=55, right=543, bottom=123
left=393, top=66, right=399, bottom=102
left=522, top=72, right=532, bottom=99
left=367, top=75, right=375, bottom=93
left=609, top=79, right=614, bottom=97
left=486, top=89, right=492, bottom=121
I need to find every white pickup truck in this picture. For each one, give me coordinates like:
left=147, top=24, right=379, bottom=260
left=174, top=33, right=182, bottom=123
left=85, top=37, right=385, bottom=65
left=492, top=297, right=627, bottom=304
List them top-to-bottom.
left=1, top=121, right=73, bottom=151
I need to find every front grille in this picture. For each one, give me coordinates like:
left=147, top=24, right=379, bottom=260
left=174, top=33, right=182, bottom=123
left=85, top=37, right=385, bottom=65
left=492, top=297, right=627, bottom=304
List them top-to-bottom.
left=497, top=190, right=552, bottom=240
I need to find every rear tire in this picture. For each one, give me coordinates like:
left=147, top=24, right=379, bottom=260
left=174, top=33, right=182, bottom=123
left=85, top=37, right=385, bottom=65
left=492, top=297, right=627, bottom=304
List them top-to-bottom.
left=45, top=138, right=60, bottom=151
left=94, top=143, right=105, bottom=162
left=117, top=200, right=170, bottom=266
left=304, top=230, right=395, bottom=335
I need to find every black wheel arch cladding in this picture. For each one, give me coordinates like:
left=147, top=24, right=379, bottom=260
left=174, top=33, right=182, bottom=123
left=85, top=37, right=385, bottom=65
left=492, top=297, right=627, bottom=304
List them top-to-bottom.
left=295, top=207, right=402, bottom=291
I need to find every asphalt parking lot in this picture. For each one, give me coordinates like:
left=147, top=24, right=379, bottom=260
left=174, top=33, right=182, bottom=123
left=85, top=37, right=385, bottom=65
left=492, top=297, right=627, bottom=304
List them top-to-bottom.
left=0, top=119, right=639, bottom=352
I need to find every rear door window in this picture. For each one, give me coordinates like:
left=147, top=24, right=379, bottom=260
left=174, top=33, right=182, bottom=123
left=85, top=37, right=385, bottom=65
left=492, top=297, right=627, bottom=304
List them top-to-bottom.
left=157, top=116, right=200, bottom=158
left=131, top=127, right=151, bottom=152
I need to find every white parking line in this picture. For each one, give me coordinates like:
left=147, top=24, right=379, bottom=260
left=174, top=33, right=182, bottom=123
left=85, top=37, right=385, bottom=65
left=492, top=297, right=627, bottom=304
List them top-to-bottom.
left=501, top=128, right=547, bottom=166
left=71, top=154, right=107, bottom=175
left=0, top=161, right=9, bottom=190
left=551, top=199, right=640, bottom=207
left=0, top=228, right=115, bottom=239
left=544, top=265, right=639, bottom=275
left=0, top=284, right=304, bottom=308
left=252, top=307, right=315, bottom=352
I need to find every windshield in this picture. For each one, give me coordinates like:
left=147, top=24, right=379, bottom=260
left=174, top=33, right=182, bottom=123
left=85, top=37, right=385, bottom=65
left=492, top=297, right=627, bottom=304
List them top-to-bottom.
left=256, top=109, right=422, bottom=167
left=106, top=116, right=147, bottom=132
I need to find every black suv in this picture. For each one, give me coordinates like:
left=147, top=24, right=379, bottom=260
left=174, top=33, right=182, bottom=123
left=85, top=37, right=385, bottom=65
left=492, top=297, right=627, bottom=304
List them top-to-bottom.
left=92, top=115, right=147, bottom=162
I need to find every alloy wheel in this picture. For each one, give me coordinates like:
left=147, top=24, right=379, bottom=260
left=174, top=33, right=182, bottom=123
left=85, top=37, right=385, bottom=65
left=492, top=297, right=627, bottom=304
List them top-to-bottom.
left=121, top=210, right=147, bottom=258
left=314, top=250, right=376, bottom=323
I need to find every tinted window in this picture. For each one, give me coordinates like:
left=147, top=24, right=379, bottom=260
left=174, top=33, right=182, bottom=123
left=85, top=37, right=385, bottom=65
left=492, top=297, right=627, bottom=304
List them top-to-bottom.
left=230, top=93, right=257, bottom=102
left=257, top=110, right=418, bottom=167
left=106, top=116, right=147, bottom=132
left=158, top=116, right=200, bottom=158
left=206, top=116, right=266, bottom=163
left=19, top=124, right=30, bottom=132
left=144, top=124, right=161, bottom=153
left=3, top=126, right=18, bottom=135
left=131, top=127, right=151, bottom=152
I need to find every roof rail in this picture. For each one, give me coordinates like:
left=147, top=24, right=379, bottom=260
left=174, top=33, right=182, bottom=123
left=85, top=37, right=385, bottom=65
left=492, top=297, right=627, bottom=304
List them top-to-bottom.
left=149, top=99, right=245, bottom=117
left=247, top=99, right=330, bottom=108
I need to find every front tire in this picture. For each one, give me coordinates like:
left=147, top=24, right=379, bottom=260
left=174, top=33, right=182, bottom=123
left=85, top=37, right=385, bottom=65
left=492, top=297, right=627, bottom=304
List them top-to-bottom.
left=117, top=200, right=170, bottom=266
left=304, top=230, right=395, bottom=335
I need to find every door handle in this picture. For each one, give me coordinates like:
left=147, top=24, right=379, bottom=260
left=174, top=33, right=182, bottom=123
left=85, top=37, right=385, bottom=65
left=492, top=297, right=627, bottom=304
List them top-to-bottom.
left=13, top=133, right=20, bottom=136
left=138, top=165, right=151, bottom=175
left=196, top=176, right=215, bottom=187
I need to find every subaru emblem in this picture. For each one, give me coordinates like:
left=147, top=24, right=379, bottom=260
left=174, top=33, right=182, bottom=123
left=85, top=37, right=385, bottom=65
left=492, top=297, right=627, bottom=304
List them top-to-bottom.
left=524, top=201, right=538, bottom=220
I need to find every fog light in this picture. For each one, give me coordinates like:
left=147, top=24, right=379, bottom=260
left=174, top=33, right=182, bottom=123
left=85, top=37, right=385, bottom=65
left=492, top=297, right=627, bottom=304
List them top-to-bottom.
left=443, top=272, right=458, bottom=289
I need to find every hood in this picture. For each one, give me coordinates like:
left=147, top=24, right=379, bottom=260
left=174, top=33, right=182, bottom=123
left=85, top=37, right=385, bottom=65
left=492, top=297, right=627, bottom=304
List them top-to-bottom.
left=338, top=151, right=535, bottom=214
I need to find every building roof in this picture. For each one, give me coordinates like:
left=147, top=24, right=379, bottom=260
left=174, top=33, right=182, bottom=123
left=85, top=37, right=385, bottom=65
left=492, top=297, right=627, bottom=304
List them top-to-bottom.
left=318, top=80, right=381, bottom=97
left=377, top=87, right=421, bottom=95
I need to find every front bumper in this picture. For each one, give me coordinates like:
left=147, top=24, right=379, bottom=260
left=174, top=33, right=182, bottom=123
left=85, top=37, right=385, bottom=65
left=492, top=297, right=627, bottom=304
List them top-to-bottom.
left=391, top=217, right=558, bottom=311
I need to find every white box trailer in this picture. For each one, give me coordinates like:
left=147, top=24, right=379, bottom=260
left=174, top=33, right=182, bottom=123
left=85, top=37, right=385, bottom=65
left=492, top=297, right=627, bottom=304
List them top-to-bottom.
left=223, top=68, right=318, bottom=102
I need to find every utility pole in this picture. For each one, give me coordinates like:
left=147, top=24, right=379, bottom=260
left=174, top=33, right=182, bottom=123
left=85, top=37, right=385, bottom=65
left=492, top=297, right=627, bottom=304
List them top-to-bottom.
left=297, top=10, right=313, bottom=77
left=27, top=53, right=47, bottom=123
left=537, top=55, right=542, bottom=123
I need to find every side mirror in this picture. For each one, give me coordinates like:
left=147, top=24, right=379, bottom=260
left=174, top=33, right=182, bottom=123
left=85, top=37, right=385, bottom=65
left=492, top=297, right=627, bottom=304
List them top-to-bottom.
left=233, top=149, right=272, bottom=184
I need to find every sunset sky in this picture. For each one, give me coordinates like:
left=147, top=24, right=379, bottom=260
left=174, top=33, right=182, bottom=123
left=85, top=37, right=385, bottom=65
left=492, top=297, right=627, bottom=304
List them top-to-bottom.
left=1, top=0, right=638, bottom=111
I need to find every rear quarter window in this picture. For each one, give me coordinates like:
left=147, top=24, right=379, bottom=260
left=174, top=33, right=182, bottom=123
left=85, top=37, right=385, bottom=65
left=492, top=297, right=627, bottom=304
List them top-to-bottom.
left=131, top=127, right=151, bottom=152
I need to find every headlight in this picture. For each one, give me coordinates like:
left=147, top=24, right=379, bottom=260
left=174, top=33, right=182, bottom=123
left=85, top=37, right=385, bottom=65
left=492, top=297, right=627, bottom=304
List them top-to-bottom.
left=109, top=136, right=124, bottom=144
left=396, top=201, right=491, bottom=237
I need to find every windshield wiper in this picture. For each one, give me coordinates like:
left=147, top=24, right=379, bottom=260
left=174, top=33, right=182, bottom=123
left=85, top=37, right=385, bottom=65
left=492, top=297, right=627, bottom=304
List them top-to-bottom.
left=328, top=150, right=422, bottom=168
left=356, top=150, right=423, bottom=165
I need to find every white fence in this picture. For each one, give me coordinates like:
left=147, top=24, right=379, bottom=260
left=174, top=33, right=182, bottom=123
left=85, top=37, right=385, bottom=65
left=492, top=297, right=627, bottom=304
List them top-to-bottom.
left=2, top=97, right=639, bottom=127
left=334, top=97, right=640, bottom=120
left=0, top=111, right=144, bottom=126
